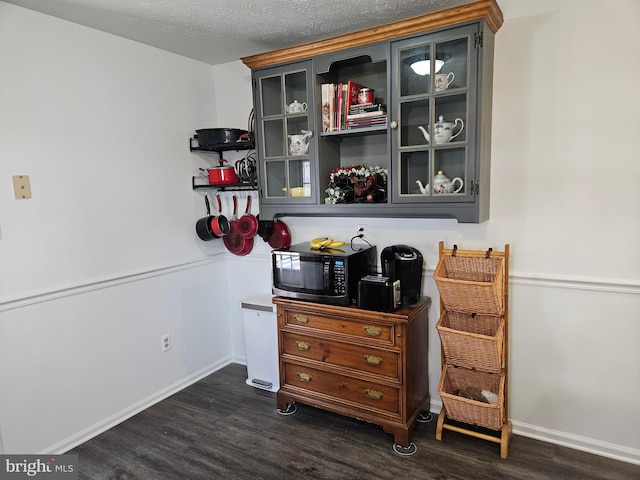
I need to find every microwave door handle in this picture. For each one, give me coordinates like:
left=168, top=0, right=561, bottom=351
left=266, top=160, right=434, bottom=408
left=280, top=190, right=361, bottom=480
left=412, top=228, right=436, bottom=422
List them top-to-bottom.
left=323, top=261, right=331, bottom=292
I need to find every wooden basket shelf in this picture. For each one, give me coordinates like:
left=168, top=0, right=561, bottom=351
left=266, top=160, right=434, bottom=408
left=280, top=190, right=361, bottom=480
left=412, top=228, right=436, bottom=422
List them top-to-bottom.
left=434, top=241, right=511, bottom=459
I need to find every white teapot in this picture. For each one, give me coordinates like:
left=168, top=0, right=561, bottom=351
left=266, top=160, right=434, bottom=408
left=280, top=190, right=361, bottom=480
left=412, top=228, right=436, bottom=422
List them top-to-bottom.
left=287, top=100, right=308, bottom=113
left=418, top=115, right=464, bottom=145
left=288, top=130, right=312, bottom=155
left=433, top=170, right=464, bottom=194
left=416, top=171, right=464, bottom=194
left=415, top=180, right=430, bottom=194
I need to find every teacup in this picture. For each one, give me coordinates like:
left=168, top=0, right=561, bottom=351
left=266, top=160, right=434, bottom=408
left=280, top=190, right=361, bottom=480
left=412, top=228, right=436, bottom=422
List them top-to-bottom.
left=434, top=72, right=455, bottom=92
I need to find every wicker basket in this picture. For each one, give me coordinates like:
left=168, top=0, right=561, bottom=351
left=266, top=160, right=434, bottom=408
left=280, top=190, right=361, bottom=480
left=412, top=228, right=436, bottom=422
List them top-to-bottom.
left=434, top=254, right=504, bottom=315
left=436, top=310, right=504, bottom=373
left=439, top=365, right=505, bottom=430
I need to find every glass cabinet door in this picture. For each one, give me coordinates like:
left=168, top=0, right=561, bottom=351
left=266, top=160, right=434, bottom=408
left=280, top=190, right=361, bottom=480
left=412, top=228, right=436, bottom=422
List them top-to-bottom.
left=391, top=24, right=477, bottom=203
left=255, top=61, right=315, bottom=203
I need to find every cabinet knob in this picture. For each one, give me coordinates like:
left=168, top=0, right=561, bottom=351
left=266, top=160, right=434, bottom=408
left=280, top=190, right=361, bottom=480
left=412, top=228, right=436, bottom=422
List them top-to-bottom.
left=389, top=120, right=398, bottom=129
left=293, top=314, right=309, bottom=324
left=295, top=340, right=310, bottom=351
left=364, top=355, right=382, bottom=366
left=297, top=372, right=312, bottom=382
left=365, top=389, right=383, bottom=400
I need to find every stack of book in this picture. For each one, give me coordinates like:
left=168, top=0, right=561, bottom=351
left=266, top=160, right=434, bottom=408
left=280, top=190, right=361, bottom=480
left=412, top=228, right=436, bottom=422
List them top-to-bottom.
left=321, top=81, right=386, bottom=132
left=346, top=103, right=387, bottom=129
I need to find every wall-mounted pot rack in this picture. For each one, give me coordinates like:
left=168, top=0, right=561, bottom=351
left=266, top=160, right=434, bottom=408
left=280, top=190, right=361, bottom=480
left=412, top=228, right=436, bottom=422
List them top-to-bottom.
left=190, top=137, right=257, bottom=191
left=191, top=176, right=257, bottom=191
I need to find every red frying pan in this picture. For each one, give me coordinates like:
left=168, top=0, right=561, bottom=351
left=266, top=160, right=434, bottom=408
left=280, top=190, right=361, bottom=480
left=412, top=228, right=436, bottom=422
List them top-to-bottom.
left=224, top=195, right=254, bottom=256
left=238, top=195, right=258, bottom=239
left=268, top=219, right=291, bottom=249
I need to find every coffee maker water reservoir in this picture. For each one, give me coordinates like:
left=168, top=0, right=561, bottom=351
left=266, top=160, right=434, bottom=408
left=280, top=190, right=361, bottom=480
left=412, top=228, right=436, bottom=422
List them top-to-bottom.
left=381, top=245, right=424, bottom=305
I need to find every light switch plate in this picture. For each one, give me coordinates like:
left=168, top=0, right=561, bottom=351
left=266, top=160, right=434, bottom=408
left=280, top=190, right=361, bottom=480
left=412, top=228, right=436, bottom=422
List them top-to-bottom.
left=12, top=175, right=32, bottom=199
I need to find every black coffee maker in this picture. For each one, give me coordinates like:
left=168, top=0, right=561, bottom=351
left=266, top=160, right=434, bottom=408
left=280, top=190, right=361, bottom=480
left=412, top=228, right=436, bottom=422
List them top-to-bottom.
left=381, top=245, right=423, bottom=305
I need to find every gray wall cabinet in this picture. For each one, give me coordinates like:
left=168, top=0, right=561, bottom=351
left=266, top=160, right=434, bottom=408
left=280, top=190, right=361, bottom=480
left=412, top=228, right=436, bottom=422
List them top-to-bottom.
left=243, top=0, right=503, bottom=223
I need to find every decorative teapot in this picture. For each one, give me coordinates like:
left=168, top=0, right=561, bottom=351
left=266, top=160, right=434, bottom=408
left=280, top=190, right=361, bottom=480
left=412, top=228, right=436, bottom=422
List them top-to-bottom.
left=287, top=100, right=308, bottom=113
left=418, top=115, right=464, bottom=145
left=288, top=130, right=312, bottom=155
left=434, top=170, right=464, bottom=194
left=416, top=171, right=464, bottom=194
left=415, top=180, right=430, bottom=194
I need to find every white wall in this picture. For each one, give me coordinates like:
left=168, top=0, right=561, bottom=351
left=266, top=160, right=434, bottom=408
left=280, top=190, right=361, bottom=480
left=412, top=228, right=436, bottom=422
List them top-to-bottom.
left=1, top=0, right=639, bottom=466
left=221, top=0, right=640, bottom=465
left=0, top=2, right=233, bottom=453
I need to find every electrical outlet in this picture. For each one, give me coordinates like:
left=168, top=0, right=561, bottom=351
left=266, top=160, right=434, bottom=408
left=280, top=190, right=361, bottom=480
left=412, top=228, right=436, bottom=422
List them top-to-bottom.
left=357, top=224, right=367, bottom=237
left=161, top=334, right=171, bottom=352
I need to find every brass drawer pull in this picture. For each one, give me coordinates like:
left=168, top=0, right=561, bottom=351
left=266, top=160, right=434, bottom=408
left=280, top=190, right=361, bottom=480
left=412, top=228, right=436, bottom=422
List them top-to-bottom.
left=293, top=314, right=309, bottom=324
left=363, top=326, right=382, bottom=337
left=295, top=340, right=310, bottom=351
left=364, top=355, right=382, bottom=366
left=297, top=372, right=312, bottom=382
left=365, top=389, right=383, bottom=400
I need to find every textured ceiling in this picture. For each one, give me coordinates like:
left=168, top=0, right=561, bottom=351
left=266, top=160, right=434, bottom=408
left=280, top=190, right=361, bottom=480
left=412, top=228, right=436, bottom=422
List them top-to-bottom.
left=4, top=0, right=474, bottom=65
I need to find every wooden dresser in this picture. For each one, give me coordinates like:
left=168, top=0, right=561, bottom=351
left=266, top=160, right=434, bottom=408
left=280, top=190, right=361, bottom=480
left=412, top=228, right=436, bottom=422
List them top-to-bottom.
left=273, top=296, right=431, bottom=448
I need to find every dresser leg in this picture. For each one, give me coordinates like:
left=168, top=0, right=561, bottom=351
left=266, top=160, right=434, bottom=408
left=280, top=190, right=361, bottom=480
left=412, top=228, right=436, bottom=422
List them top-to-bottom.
left=276, top=393, right=297, bottom=416
left=276, top=403, right=297, bottom=416
left=417, top=410, right=433, bottom=423
left=392, top=442, right=417, bottom=456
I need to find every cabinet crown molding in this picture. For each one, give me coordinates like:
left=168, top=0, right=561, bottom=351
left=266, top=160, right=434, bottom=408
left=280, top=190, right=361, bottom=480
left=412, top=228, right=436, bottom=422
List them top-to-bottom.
left=241, top=0, right=503, bottom=69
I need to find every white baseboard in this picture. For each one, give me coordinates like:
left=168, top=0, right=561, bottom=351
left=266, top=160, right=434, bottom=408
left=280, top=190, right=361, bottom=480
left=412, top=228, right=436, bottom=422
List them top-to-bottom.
left=45, top=356, right=234, bottom=455
left=429, top=400, right=640, bottom=466
left=512, top=420, right=640, bottom=466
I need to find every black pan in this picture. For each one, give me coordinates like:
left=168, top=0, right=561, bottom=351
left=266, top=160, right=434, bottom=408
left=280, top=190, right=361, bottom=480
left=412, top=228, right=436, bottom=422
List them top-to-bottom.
left=196, top=128, right=248, bottom=147
left=195, top=195, right=216, bottom=241
left=256, top=215, right=274, bottom=241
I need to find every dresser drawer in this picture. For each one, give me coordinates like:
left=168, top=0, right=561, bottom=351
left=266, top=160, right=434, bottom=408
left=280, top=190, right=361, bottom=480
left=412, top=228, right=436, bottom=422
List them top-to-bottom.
left=283, top=309, right=396, bottom=346
left=281, top=331, right=400, bottom=380
left=282, top=362, right=400, bottom=416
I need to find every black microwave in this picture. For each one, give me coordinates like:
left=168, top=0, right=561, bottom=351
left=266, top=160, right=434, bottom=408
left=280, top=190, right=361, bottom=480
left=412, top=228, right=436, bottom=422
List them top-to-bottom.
left=272, top=242, right=377, bottom=305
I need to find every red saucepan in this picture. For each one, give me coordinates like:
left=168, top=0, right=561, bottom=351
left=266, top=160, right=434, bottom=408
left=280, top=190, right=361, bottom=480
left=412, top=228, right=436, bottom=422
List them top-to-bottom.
left=199, top=159, right=239, bottom=185
left=210, top=194, right=231, bottom=237
left=195, top=195, right=216, bottom=241
left=223, top=195, right=254, bottom=256
left=238, top=195, right=258, bottom=239
left=268, top=219, right=291, bottom=249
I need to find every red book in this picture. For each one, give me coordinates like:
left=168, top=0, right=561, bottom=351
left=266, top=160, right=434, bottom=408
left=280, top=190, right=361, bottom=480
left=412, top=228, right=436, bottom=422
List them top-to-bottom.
left=346, top=80, right=366, bottom=115
left=336, top=83, right=343, bottom=131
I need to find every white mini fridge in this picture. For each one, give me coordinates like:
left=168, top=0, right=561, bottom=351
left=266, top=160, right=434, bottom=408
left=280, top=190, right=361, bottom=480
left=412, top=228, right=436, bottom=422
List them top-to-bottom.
left=241, top=296, right=279, bottom=392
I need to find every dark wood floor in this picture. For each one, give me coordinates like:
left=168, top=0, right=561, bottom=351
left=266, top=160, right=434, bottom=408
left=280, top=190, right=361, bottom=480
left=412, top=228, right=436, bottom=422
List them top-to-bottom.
left=70, top=363, right=639, bottom=480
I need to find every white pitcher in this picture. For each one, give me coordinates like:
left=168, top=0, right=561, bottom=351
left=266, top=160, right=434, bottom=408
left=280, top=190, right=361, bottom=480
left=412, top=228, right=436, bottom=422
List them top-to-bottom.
left=288, top=130, right=312, bottom=155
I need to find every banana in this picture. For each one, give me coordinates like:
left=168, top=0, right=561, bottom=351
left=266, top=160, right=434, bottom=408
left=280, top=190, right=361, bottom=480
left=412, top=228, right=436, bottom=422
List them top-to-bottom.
left=309, top=237, right=329, bottom=248
left=310, top=238, right=345, bottom=250
left=310, top=247, right=345, bottom=255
